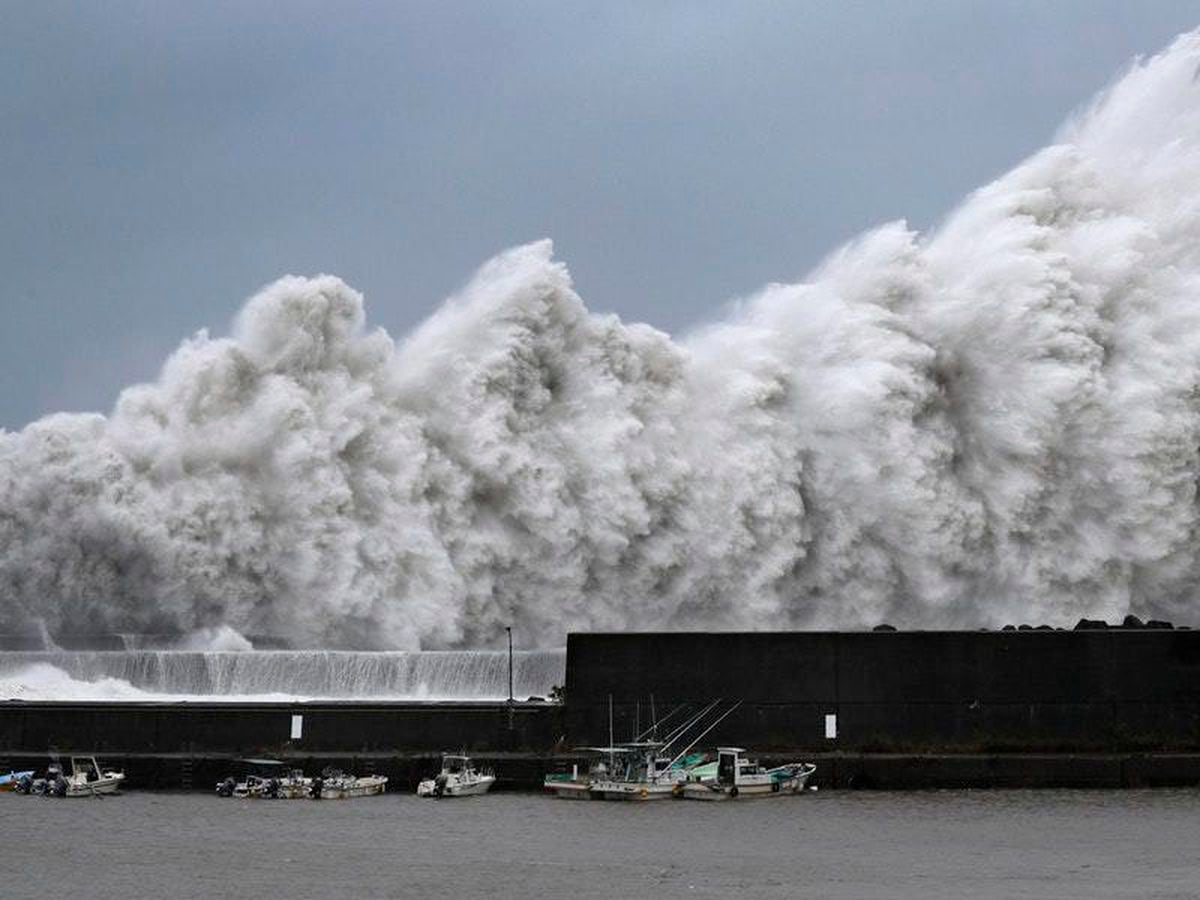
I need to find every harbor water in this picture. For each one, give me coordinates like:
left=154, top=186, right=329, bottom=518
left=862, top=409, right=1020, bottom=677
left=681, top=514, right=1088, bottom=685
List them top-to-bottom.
left=2, top=789, right=1198, bottom=899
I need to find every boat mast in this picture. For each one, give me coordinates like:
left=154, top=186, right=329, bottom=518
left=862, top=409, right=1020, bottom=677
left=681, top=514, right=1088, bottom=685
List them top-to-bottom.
left=608, top=693, right=614, bottom=774
left=664, top=700, right=744, bottom=770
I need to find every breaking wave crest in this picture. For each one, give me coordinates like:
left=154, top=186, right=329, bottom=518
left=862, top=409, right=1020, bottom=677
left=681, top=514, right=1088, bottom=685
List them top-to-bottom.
left=5, top=31, right=1200, bottom=646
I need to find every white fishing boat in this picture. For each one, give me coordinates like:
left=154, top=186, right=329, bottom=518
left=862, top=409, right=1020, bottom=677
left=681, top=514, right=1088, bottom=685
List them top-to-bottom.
left=589, top=698, right=745, bottom=801
left=588, top=742, right=689, bottom=801
left=681, top=747, right=815, bottom=800
left=543, top=749, right=616, bottom=799
left=417, top=754, right=496, bottom=798
left=62, top=756, right=125, bottom=797
left=314, top=768, right=388, bottom=799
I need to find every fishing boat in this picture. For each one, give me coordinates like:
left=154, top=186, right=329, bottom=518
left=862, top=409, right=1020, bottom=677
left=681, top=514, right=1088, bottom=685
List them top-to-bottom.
left=542, top=699, right=736, bottom=801
left=587, top=699, right=741, bottom=801
left=588, top=742, right=688, bottom=800
left=680, top=747, right=815, bottom=800
left=543, top=748, right=622, bottom=799
left=417, top=754, right=496, bottom=798
left=59, top=756, right=125, bottom=796
left=313, top=768, right=388, bottom=799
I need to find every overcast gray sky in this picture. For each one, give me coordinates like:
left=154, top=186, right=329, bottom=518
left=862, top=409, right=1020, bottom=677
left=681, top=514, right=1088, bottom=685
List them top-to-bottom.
left=1, top=1, right=1196, bottom=429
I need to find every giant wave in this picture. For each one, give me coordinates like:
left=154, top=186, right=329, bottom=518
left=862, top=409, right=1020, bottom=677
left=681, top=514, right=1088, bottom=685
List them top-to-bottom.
left=5, top=31, right=1200, bottom=648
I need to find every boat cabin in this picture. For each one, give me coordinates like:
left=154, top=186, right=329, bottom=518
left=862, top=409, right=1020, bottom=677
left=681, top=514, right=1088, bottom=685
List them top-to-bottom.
left=715, top=748, right=762, bottom=786
left=442, top=755, right=472, bottom=774
left=68, top=757, right=103, bottom=784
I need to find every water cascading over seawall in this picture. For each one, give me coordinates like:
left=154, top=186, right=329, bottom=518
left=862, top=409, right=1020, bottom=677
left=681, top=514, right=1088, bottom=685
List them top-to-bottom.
left=5, top=31, right=1200, bottom=646
left=0, top=650, right=565, bottom=701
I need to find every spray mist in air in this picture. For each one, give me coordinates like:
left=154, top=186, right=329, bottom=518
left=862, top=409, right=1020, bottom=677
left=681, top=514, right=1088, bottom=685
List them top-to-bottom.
left=4, top=30, right=1200, bottom=648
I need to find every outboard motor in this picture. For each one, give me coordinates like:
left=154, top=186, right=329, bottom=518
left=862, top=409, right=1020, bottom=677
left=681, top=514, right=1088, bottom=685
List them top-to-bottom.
left=15, top=773, right=33, bottom=794
left=49, top=773, right=68, bottom=797
left=433, top=773, right=449, bottom=798
left=310, top=776, right=323, bottom=799
left=216, top=777, right=236, bottom=798
left=264, top=777, right=280, bottom=799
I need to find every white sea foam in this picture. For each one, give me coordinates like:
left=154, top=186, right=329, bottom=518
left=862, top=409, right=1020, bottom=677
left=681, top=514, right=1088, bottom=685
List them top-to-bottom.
left=4, top=30, right=1200, bottom=646
left=0, top=650, right=566, bottom=701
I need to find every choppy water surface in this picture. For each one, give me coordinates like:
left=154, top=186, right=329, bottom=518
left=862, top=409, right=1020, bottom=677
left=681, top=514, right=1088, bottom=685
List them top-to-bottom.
left=3, top=789, right=1198, bottom=899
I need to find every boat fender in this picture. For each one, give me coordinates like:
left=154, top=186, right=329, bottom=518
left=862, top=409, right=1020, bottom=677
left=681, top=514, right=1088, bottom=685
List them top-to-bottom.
left=771, top=781, right=781, bottom=793
left=672, top=784, right=683, bottom=797
left=729, top=786, right=739, bottom=799
left=639, top=787, right=648, bottom=798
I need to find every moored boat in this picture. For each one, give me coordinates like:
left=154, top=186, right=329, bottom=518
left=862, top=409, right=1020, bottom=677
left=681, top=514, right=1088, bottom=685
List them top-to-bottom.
left=588, top=742, right=689, bottom=801
left=681, top=747, right=814, bottom=800
left=417, top=754, right=495, bottom=798
left=216, top=759, right=291, bottom=798
left=314, top=768, right=388, bottom=799
left=0, top=770, right=35, bottom=792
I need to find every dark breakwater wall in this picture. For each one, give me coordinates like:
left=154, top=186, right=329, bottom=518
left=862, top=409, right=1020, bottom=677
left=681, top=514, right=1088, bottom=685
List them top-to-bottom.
left=3, top=630, right=1200, bottom=788
left=564, top=630, right=1200, bottom=753
left=0, top=700, right=562, bottom=755
left=0, top=701, right=565, bottom=789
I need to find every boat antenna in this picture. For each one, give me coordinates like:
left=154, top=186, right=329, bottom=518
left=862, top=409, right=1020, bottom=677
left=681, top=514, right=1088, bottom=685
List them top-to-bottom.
left=506, top=626, right=513, bottom=704
left=608, top=694, right=614, bottom=773
left=650, top=695, right=657, bottom=740
left=658, top=698, right=724, bottom=750
left=634, top=700, right=692, bottom=743
left=634, top=700, right=640, bottom=742
left=665, top=700, right=743, bottom=770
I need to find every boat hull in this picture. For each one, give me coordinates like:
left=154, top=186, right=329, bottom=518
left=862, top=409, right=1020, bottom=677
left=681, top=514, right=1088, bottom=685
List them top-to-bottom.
left=681, top=766, right=813, bottom=801
left=65, top=775, right=124, bottom=797
left=417, top=775, right=495, bottom=798
left=321, top=776, right=388, bottom=799
left=543, top=779, right=594, bottom=799
left=590, top=780, right=679, bottom=801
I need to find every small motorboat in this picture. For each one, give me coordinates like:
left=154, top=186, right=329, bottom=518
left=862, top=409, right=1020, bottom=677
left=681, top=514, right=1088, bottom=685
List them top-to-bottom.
left=681, top=747, right=814, bottom=800
left=417, top=754, right=495, bottom=798
left=26, top=757, right=126, bottom=797
left=216, top=759, right=295, bottom=798
left=313, top=767, right=388, bottom=799
left=274, top=768, right=313, bottom=799
left=0, top=770, right=35, bottom=792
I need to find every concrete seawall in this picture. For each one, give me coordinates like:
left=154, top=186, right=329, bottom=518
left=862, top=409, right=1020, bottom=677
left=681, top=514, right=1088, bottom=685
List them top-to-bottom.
left=2, top=630, right=1199, bottom=789
left=564, top=630, right=1200, bottom=753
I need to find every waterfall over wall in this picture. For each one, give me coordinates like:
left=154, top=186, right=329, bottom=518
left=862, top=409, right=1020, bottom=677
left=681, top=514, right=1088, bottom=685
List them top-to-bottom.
left=0, top=650, right=566, bottom=701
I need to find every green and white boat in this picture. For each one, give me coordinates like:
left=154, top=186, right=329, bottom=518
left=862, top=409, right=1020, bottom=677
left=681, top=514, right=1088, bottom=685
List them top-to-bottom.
left=681, top=747, right=815, bottom=800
